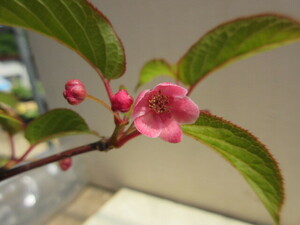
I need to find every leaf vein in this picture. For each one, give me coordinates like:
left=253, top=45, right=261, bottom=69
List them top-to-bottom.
left=7, top=0, right=52, bottom=34
left=36, top=0, right=79, bottom=49
left=59, top=0, right=98, bottom=65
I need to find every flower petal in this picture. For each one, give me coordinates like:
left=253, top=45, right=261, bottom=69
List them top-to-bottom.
left=153, top=82, right=187, bottom=97
left=132, top=89, right=151, bottom=119
left=172, top=97, right=200, bottom=124
left=134, top=112, right=162, bottom=138
left=159, top=119, right=182, bottom=143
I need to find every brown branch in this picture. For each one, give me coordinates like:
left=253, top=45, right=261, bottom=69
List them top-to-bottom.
left=0, top=140, right=110, bottom=182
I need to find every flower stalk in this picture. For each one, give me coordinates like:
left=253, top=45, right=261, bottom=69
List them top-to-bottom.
left=86, top=94, right=122, bottom=121
left=8, top=133, right=16, bottom=160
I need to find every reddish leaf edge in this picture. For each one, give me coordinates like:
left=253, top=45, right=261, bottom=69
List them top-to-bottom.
left=0, top=0, right=126, bottom=80
left=85, top=0, right=127, bottom=79
left=177, top=13, right=300, bottom=89
left=182, top=111, right=285, bottom=212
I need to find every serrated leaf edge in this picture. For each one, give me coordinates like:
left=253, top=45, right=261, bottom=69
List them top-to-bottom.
left=177, top=13, right=300, bottom=87
left=182, top=112, right=284, bottom=224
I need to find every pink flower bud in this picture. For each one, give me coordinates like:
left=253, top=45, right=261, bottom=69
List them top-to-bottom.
left=63, top=79, right=87, bottom=105
left=111, top=89, right=133, bottom=113
left=59, top=158, right=72, bottom=171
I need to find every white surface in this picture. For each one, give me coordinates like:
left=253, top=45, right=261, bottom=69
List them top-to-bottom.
left=83, top=188, right=253, bottom=225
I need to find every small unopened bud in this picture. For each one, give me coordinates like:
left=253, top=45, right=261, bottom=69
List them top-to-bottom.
left=63, top=79, right=87, bottom=105
left=111, top=89, right=133, bottom=113
left=59, top=158, right=72, bottom=171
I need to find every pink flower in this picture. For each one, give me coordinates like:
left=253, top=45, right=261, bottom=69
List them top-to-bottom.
left=63, top=79, right=87, bottom=105
left=133, top=83, right=200, bottom=143
left=111, top=89, right=133, bottom=113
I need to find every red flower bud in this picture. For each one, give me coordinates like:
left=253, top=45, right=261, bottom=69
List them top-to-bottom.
left=63, top=79, right=87, bottom=105
left=111, top=89, right=133, bottom=113
left=59, top=158, right=72, bottom=171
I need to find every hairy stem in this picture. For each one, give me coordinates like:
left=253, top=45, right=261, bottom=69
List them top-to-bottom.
left=92, top=65, right=114, bottom=103
left=100, top=76, right=114, bottom=103
left=187, top=84, right=196, bottom=96
left=0, top=140, right=109, bottom=182
left=16, top=145, right=35, bottom=163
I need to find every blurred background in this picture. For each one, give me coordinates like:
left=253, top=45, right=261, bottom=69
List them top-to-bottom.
left=1, top=0, right=300, bottom=225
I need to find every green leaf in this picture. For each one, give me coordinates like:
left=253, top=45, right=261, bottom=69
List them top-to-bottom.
left=0, top=0, right=125, bottom=79
left=178, top=14, right=300, bottom=85
left=0, top=31, right=18, bottom=57
left=136, top=59, right=177, bottom=90
left=0, top=92, right=18, bottom=108
left=0, top=93, right=23, bottom=134
left=25, top=108, right=94, bottom=145
left=0, top=111, right=24, bottom=134
left=182, top=112, right=283, bottom=225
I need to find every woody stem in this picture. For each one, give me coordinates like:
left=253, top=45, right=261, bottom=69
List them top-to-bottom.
left=0, top=140, right=109, bottom=182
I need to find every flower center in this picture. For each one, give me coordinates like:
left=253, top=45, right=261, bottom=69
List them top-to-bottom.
left=148, top=91, right=170, bottom=113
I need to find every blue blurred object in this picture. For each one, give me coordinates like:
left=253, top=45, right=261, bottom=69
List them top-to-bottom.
left=0, top=77, right=11, bottom=92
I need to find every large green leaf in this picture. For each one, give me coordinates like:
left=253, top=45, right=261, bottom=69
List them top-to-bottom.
left=0, top=0, right=125, bottom=79
left=178, top=14, right=300, bottom=85
left=136, top=59, right=177, bottom=90
left=25, top=108, right=95, bottom=145
left=0, top=111, right=24, bottom=134
left=182, top=112, right=283, bottom=225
